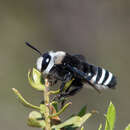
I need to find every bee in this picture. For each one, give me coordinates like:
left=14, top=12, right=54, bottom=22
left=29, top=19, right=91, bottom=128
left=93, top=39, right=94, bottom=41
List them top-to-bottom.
left=26, top=42, right=117, bottom=99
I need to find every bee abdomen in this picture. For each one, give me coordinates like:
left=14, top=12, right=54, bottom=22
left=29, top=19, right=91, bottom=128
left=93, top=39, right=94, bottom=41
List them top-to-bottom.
left=88, top=66, right=117, bottom=89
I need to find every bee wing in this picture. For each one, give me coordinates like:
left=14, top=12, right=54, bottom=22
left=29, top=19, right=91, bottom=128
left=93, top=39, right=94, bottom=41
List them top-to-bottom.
left=66, top=63, right=116, bottom=94
left=66, top=64, right=101, bottom=93
left=83, top=79, right=102, bottom=94
left=83, top=83, right=103, bottom=93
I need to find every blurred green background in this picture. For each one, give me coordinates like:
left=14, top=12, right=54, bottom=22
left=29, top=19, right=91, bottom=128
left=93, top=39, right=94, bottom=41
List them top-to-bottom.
left=0, top=0, right=130, bottom=130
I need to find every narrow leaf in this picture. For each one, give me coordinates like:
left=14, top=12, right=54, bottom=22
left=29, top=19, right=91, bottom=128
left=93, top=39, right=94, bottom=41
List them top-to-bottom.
left=63, top=79, right=74, bottom=91
left=12, top=88, right=40, bottom=110
left=51, top=101, right=59, bottom=112
left=105, top=101, right=116, bottom=130
left=49, top=102, right=72, bottom=118
left=78, top=105, right=87, bottom=117
left=52, top=113, right=92, bottom=129
left=81, top=113, right=92, bottom=125
left=52, top=116, right=81, bottom=129
left=98, top=124, right=102, bottom=130
left=125, top=124, right=130, bottom=130
left=81, top=126, right=84, bottom=130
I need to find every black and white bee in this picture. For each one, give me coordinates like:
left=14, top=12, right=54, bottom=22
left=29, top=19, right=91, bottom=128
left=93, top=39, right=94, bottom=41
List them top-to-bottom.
left=26, top=42, right=117, bottom=98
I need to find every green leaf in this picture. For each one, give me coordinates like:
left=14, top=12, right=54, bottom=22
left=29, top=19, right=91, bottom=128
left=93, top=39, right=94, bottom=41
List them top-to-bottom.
left=28, top=68, right=45, bottom=91
left=64, top=79, right=74, bottom=91
left=12, top=88, right=40, bottom=110
left=51, top=101, right=59, bottom=112
left=105, top=101, right=116, bottom=130
left=49, top=102, right=72, bottom=118
left=40, top=103, right=46, bottom=115
left=78, top=105, right=87, bottom=117
left=27, top=111, right=45, bottom=128
left=52, top=113, right=92, bottom=129
left=81, top=113, right=92, bottom=125
left=52, top=116, right=80, bottom=129
left=98, top=124, right=102, bottom=130
left=125, top=124, right=130, bottom=130
left=63, top=126, right=77, bottom=130
left=81, top=126, right=84, bottom=130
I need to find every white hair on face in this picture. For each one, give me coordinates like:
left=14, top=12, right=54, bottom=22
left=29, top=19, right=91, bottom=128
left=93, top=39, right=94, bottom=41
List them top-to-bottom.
left=36, top=51, right=66, bottom=74
left=43, top=51, right=66, bottom=74
left=36, top=57, right=43, bottom=71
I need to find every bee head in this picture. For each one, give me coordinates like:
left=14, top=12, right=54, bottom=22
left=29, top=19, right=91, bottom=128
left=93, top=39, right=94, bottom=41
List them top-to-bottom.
left=25, top=42, right=51, bottom=73
left=26, top=42, right=66, bottom=74
left=38, top=51, right=66, bottom=74
left=36, top=52, right=51, bottom=73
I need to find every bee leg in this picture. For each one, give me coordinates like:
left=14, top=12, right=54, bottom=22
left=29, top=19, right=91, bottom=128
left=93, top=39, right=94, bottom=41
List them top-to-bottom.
left=52, top=72, right=73, bottom=105
left=60, top=72, right=73, bottom=92
left=52, top=81, right=68, bottom=101
left=52, top=81, right=71, bottom=105
left=59, top=85, right=83, bottom=99
left=52, top=86, right=82, bottom=108
left=54, top=86, right=82, bottom=107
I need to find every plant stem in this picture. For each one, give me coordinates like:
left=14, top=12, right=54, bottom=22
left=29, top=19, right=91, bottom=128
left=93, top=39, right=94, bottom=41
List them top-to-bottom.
left=44, top=78, right=51, bottom=130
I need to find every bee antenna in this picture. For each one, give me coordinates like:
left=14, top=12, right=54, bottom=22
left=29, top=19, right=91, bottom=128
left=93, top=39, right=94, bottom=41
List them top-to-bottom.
left=25, top=42, right=42, bottom=55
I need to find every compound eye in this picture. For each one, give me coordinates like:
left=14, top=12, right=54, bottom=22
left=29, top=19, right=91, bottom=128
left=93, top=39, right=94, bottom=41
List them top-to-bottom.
left=41, top=54, right=51, bottom=72
left=46, top=58, right=49, bottom=63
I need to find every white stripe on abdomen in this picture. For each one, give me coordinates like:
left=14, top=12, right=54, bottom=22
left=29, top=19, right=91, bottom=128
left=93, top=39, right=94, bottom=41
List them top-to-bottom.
left=98, top=68, right=106, bottom=84
left=104, top=72, right=113, bottom=86
left=90, top=73, right=98, bottom=83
